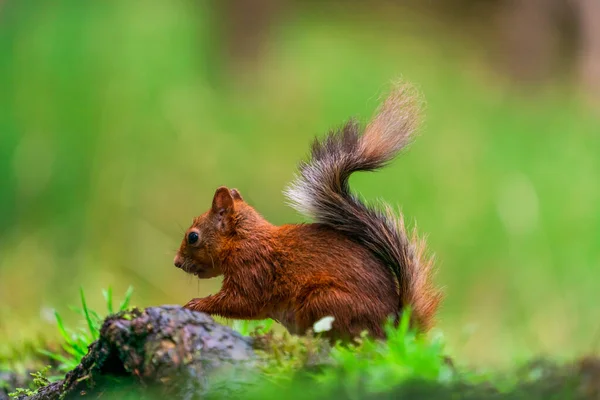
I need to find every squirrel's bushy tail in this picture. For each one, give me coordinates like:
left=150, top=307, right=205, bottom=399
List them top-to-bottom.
left=284, top=81, right=442, bottom=331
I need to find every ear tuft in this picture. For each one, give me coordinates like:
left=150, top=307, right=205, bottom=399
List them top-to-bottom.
left=212, top=186, right=235, bottom=214
left=230, top=188, right=244, bottom=201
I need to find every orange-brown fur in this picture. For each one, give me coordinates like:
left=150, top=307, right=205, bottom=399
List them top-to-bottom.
left=174, top=82, right=442, bottom=341
left=175, top=196, right=398, bottom=341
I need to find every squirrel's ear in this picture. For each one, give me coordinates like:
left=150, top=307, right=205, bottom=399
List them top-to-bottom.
left=212, top=186, right=235, bottom=216
left=230, top=188, right=244, bottom=201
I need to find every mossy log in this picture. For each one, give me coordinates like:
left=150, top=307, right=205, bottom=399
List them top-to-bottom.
left=23, top=306, right=255, bottom=400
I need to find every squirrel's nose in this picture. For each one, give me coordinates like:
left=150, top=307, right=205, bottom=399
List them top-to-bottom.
left=173, top=254, right=183, bottom=269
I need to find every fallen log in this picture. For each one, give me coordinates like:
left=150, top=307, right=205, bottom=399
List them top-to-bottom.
left=21, top=306, right=255, bottom=400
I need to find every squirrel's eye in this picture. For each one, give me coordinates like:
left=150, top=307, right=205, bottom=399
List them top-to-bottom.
left=187, top=231, right=199, bottom=244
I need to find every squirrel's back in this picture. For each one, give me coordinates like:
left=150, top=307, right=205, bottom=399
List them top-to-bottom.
left=284, top=81, right=442, bottom=331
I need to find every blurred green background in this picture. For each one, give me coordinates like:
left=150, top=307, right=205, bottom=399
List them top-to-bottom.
left=0, top=0, right=598, bottom=366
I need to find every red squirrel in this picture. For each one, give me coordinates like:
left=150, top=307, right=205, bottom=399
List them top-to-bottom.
left=173, top=82, right=442, bottom=341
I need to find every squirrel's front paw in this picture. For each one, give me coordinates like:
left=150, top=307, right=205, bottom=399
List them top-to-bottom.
left=184, top=298, right=203, bottom=310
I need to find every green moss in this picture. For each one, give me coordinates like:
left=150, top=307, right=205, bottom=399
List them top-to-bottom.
left=7, top=366, right=52, bottom=399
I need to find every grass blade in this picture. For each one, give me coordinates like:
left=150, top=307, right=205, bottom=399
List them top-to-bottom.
left=102, top=286, right=113, bottom=315
left=118, top=286, right=134, bottom=311
left=80, top=287, right=99, bottom=340
left=68, top=306, right=85, bottom=316
left=399, top=308, right=411, bottom=337
left=89, top=310, right=103, bottom=327
left=54, top=311, right=75, bottom=348
left=62, top=342, right=86, bottom=358
left=38, top=349, right=76, bottom=368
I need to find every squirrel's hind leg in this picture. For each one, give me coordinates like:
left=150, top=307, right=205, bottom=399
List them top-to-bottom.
left=293, top=289, right=386, bottom=342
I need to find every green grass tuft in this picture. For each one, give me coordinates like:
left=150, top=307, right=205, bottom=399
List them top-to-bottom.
left=38, top=286, right=134, bottom=374
left=316, top=311, right=452, bottom=394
